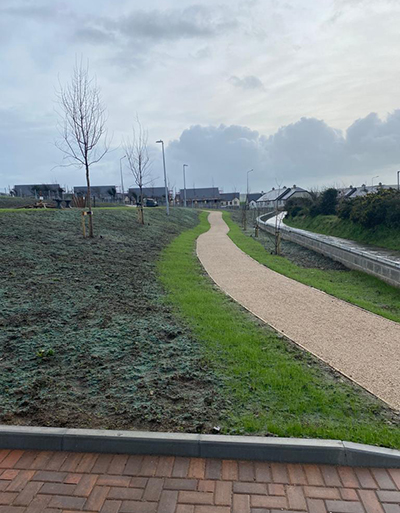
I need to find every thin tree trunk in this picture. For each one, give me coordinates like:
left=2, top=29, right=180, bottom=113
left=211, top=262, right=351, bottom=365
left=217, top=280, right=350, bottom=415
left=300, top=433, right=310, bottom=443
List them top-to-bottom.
left=86, top=163, right=94, bottom=237
left=139, top=185, right=144, bottom=224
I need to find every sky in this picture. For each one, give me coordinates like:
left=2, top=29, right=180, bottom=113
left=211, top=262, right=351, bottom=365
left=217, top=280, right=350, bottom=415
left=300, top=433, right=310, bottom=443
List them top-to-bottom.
left=1, top=0, right=400, bottom=194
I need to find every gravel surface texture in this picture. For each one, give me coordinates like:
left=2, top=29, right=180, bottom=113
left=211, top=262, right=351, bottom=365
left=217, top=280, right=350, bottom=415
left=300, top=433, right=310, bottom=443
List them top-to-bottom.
left=197, top=212, right=400, bottom=410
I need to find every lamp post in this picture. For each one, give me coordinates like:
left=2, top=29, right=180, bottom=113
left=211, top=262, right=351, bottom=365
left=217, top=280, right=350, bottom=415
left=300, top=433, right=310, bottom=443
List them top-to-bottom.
left=156, top=140, right=169, bottom=215
left=120, top=155, right=126, bottom=203
left=183, top=164, right=188, bottom=207
left=246, top=169, right=253, bottom=205
left=397, top=170, right=400, bottom=191
left=372, top=175, right=379, bottom=187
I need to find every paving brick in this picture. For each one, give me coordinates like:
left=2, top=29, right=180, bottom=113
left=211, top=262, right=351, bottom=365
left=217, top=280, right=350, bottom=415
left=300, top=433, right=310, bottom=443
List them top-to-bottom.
left=0, top=452, right=24, bottom=470
left=14, top=452, right=39, bottom=470
left=45, top=452, right=68, bottom=472
left=0, top=453, right=10, bottom=466
left=30, top=453, right=54, bottom=471
left=60, top=453, right=84, bottom=473
left=76, top=454, right=98, bottom=474
left=91, top=454, right=114, bottom=475
left=108, top=455, right=128, bottom=475
left=123, top=456, right=143, bottom=476
left=140, top=456, right=159, bottom=477
left=155, top=457, right=174, bottom=477
left=172, top=458, right=190, bottom=478
left=188, top=459, right=205, bottom=479
left=204, top=459, right=221, bottom=480
left=222, top=460, right=238, bottom=481
left=238, top=461, right=255, bottom=482
left=254, top=462, right=271, bottom=483
left=271, top=463, right=290, bottom=484
left=288, top=464, right=307, bottom=485
left=304, top=464, right=325, bottom=486
left=321, top=465, right=342, bottom=487
left=338, top=467, right=361, bottom=489
left=355, top=468, right=378, bottom=489
left=371, top=469, right=397, bottom=490
left=388, top=469, right=400, bottom=490
left=32, top=470, right=67, bottom=483
left=0, top=471, right=19, bottom=482
left=6, top=471, right=35, bottom=492
left=65, top=473, right=82, bottom=485
left=74, top=475, right=98, bottom=496
left=96, top=475, right=131, bottom=487
left=129, top=477, right=148, bottom=488
left=143, top=477, right=163, bottom=501
left=164, top=478, right=197, bottom=491
left=197, top=480, right=215, bottom=493
left=13, top=481, right=43, bottom=506
left=215, top=481, right=232, bottom=505
left=41, top=482, right=77, bottom=495
left=233, top=482, right=267, bottom=494
left=268, top=483, right=285, bottom=495
left=0, top=485, right=7, bottom=493
left=84, top=485, right=110, bottom=511
left=286, top=485, right=307, bottom=510
left=304, top=486, right=340, bottom=500
left=107, top=487, right=143, bottom=500
left=341, top=489, right=359, bottom=501
left=358, top=489, right=385, bottom=513
left=157, top=490, right=178, bottom=513
left=178, top=491, right=213, bottom=504
left=376, top=491, right=400, bottom=503
left=0, top=492, right=18, bottom=505
left=232, top=493, right=250, bottom=513
left=24, top=494, right=51, bottom=513
left=48, top=494, right=86, bottom=510
left=251, top=494, right=287, bottom=508
left=307, top=498, right=328, bottom=513
left=100, top=500, right=122, bottom=513
left=119, top=500, right=158, bottom=513
left=325, top=500, right=365, bottom=512
left=383, top=505, right=400, bottom=513
left=0, top=506, right=25, bottom=513
left=176, top=506, right=195, bottom=513
left=194, top=507, right=230, bottom=513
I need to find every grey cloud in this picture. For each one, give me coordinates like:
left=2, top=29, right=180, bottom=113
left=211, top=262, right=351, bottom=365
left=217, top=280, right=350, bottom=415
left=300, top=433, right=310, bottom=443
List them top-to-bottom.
left=74, top=27, right=115, bottom=45
left=229, top=75, right=264, bottom=90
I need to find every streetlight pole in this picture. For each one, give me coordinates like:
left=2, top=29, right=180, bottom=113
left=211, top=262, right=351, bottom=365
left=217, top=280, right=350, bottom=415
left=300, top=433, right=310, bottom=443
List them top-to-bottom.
left=156, top=140, right=169, bottom=215
left=120, top=155, right=126, bottom=204
left=183, top=164, right=188, bottom=207
left=247, top=169, right=253, bottom=204
left=397, top=170, right=400, bottom=191
left=372, top=175, right=379, bottom=187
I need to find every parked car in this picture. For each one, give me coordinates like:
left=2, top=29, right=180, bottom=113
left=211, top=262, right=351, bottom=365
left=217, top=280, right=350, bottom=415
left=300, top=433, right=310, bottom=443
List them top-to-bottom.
left=144, top=198, right=158, bottom=207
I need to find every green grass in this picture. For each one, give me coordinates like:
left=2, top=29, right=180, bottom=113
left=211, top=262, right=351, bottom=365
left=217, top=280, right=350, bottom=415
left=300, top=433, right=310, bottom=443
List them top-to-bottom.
left=158, top=211, right=400, bottom=448
left=223, top=212, right=400, bottom=323
left=285, top=214, right=400, bottom=252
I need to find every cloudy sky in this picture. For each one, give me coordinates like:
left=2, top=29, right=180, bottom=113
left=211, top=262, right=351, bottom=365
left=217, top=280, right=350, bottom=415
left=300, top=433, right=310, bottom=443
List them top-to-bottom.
left=1, top=0, right=400, bottom=194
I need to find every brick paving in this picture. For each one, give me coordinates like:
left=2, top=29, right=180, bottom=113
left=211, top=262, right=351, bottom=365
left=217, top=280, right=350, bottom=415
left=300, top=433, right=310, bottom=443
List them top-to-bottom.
left=0, top=449, right=399, bottom=512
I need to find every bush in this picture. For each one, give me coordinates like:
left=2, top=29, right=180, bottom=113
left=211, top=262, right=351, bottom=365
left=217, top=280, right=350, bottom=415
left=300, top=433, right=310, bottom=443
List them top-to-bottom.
left=285, top=196, right=312, bottom=218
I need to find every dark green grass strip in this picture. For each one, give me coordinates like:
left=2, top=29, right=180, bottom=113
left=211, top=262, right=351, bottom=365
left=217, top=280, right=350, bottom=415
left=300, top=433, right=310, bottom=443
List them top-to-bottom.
left=158, top=211, right=400, bottom=448
left=223, top=212, right=400, bottom=324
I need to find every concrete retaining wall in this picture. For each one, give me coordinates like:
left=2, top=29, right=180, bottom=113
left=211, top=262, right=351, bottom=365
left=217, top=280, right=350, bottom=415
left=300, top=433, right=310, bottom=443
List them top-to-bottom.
left=257, top=215, right=400, bottom=288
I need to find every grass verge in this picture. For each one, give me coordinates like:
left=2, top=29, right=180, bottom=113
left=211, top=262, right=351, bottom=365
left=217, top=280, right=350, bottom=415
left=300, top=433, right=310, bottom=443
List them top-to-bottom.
left=158, top=211, right=400, bottom=448
left=223, top=212, right=400, bottom=323
left=285, top=214, right=400, bottom=252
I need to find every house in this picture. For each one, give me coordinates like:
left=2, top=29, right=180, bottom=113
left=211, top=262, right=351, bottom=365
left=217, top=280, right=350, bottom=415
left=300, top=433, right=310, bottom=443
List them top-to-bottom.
left=14, top=184, right=62, bottom=199
left=257, top=185, right=310, bottom=209
left=74, top=186, right=117, bottom=201
left=128, top=186, right=169, bottom=204
left=178, top=187, right=221, bottom=207
left=219, top=192, right=240, bottom=208
left=248, top=193, right=263, bottom=209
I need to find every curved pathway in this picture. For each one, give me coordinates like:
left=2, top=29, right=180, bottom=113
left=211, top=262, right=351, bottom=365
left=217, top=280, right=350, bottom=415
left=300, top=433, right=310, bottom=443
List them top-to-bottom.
left=197, top=212, right=400, bottom=410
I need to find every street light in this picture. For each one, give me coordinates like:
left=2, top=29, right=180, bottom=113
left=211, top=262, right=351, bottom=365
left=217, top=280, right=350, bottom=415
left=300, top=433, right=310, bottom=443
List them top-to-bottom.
left=156, top=140, right=169, bottom=215
left=120, top=155, right=126, bottom=203
left=183, top=164, right=188, bottom=207
left=247, top=169, right=253, bottom=203
left=397, top=170, right=400, bottom=191
left=372, top=175, right=379, bottom=187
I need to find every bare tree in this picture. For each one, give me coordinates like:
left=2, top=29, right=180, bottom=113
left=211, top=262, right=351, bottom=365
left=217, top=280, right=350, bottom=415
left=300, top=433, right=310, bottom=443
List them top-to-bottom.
left=56, top=59, right=108, bottom=237
left=123, top=118, right=152, bottom=224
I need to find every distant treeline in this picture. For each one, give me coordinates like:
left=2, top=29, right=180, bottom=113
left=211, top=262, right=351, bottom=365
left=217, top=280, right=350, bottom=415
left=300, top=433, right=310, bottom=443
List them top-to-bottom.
left=286, top=187, right=400, bottom=229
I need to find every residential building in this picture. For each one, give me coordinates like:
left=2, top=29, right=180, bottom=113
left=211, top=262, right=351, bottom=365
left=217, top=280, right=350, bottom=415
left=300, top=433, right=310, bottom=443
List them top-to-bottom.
left=13, top=184, right=62, bottom=199
left=257, top=185, right=310, bottom=209
left=74, top=186, right=118, bottom=201
left=128, top=186, right=169, bottom=204
left=178, top=187, right=221, bottom=207
left=220, top=192, right=240, bottom=208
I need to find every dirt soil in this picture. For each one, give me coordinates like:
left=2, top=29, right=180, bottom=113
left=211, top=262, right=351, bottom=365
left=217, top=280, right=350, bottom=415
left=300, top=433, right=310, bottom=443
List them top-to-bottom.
left=0, top=208, right=224, bottom=431
left=230, top=210, right=348, bottom=270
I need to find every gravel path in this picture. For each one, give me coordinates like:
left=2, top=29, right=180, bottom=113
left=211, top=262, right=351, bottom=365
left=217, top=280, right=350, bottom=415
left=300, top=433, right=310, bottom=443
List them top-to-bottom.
left=197, top=211, right=400, bottom=410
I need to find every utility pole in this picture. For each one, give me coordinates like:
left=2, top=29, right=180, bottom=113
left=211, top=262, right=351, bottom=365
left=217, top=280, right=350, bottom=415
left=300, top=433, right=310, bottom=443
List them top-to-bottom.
left=156, top=140, right=169, bottom=215
left=120, top=155, right=126, bottom=203
left=183, top=164, right=188, bottom=207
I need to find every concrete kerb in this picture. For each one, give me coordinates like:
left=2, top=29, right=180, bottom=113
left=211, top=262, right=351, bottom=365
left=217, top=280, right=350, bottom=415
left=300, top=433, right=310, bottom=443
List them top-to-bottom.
left=1, top=426, right=400, bottom=468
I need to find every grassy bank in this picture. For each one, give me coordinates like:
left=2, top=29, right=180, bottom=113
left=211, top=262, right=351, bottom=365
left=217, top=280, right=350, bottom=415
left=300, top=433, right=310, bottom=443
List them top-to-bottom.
left=0, top=208, right=224, bottom=431
left=158, top=211, right=400, bottom=448
left=223, top=212, right=400, bottom=323
left=285, top=214, right=400, bottom=252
